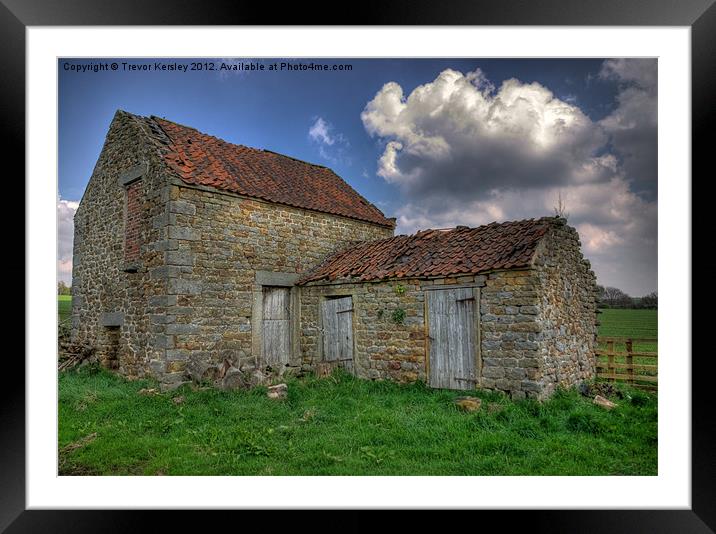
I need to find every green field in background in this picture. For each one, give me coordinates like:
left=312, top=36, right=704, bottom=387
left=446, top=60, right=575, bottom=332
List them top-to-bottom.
left=59, top=295, right=72, bottom=324
left=597, top=308, right=657, bottom=339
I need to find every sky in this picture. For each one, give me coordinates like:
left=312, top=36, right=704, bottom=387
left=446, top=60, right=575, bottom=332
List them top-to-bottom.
left=58, top=58, right=657, bottom=295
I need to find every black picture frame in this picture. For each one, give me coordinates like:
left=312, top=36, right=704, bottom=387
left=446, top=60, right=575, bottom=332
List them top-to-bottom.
left=7, top=0, right=710, bottom=531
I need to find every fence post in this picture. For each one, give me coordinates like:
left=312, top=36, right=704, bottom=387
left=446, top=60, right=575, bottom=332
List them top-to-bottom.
left=596, top=336, right=657, bottom=390
left=625, top=338, right=634, bottom=386
left=607, top=340, right=615, bottom=383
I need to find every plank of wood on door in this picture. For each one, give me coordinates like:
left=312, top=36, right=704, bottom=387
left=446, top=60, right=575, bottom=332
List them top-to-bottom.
left=262, top=286, right=290, bottom=367
left=427, top=287, right=477, bottom=390
left=322, top=296, right=354, bottom=373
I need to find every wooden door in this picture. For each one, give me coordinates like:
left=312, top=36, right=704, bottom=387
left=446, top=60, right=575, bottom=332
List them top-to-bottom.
left=262, top=286, right=291, bottom=368
left=427, top=287, right=478, bottom=390
left=321, top=296, right=354, bottom=373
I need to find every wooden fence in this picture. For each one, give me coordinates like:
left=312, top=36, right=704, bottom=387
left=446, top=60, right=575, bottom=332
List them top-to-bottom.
left=595, top=337, right=658, bottom=390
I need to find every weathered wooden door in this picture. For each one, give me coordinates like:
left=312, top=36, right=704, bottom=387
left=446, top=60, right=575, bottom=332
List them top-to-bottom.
left=262, top=286, right=291, bottom=368
left=426, top=287, right=478, bottom=390
left=321, top=296, right=354, bottom=373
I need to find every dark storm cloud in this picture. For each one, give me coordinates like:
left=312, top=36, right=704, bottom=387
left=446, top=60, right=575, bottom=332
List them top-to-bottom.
left=599, top=59, right=658, bottom=199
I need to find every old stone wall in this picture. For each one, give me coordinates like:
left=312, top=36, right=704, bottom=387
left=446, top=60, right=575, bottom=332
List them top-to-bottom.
left=71, top=110, right=170, bottom=377
left=154, top=182, right=394, bottom=385
left=532, top=220, right=599, bottom=398
left=300, top=260, right=593, bottom=400
left=478, top=269, right=545, bottom=399
left=301, top=272, right=542, bottom=395
left=299, top=279, right=428, bottom=383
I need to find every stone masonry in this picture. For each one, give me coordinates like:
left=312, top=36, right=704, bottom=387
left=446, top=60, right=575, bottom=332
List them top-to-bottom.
left=71, top=110, right=393, bottom=386
left=71, top=111, right=596, bottom=399
left=71, top=112, right=169, bottom=375
left=154, top=183, right=392, bottom=386
left=299, top=219, right=598, bottom=400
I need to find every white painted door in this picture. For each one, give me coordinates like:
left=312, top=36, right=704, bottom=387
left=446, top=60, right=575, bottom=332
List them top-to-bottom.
left=262, top=287, right=291, bottom=368
left=427, top=287, right=478, bottom=390
left=321, top=296, right=354, bottom=373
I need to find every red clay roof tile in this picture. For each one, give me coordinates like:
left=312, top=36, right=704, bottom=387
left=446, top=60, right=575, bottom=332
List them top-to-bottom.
left=139, top=114, right=394, bottom=228
left=298, top=217, right=562, bottom=284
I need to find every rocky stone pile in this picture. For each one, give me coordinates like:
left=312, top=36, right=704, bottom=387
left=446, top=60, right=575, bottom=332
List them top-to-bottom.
left=58, top=343, right=96, bottom=372
left=176, top=358, right=298, bottom=394
left=578, top=381, right=625, bottom=400
left=593, top=395, right=618, bottom=410
left=454, top=396, right=482, bottom=412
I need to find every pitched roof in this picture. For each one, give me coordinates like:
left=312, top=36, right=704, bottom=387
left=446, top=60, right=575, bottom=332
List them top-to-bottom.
left=136, top=112, right=394, bottom=228
left=298, top=217, right=563, bottom=284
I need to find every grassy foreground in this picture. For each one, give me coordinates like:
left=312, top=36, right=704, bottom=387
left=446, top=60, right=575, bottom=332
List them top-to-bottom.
left=59, top=366, right=657, bottom=476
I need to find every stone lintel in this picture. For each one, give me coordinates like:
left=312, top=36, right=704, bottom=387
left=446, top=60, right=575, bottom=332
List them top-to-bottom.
left=118, top=163, right=148, bottom=187
left=255, top=270, right=299, bottom=287
left=421, top=281, right=485, bottom=291
left=100, top=311, right=124, bottom=327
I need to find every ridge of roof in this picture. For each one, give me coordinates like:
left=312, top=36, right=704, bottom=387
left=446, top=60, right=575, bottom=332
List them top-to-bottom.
left=261, top=149, right=330, bottom=169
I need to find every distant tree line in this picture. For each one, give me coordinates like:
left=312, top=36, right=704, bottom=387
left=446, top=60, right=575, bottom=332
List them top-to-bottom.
left=58, top=281, right=71, bottom=295
left=596, top=285, right=657, bottom=309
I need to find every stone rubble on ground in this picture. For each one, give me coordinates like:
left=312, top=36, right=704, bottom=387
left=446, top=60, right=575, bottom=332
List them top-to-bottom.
left=221, top=367, right=249, bottom=390
left=160, top=380, right=191, bottom=393
left=267, top=383, right=288, bottom=400
left=593, top=394, right=618, bottom=410
left=454, top=396, right=482, bottom=412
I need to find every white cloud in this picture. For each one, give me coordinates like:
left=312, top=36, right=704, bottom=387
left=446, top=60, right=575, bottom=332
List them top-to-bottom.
left=362, top=64, right=657, bottom=295
left=362, top=69, right=611, bottom=198
left=308, top=116, right=350, bottom=164
left=308, top=116, right=335, bottom=146
left=57, top=197, right=78, bottom=285
left=577, top=223, right=624, bottom=253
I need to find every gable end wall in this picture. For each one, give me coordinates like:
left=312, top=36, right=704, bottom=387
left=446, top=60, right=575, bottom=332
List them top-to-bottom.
left=70, top=111, right=171, bottom=377
left=533, top=221, right=599, bottom=398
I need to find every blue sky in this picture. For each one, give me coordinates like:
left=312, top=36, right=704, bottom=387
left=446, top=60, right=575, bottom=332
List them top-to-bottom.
left=58, top=58, right=657, bottom=295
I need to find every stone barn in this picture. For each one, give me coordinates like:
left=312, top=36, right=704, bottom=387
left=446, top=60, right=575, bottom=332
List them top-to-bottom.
left=71, top=110, right=598, bottom=399
left=297, top=220, right=599, bottom=400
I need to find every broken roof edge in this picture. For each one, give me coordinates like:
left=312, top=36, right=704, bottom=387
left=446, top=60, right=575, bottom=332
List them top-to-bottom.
left=76, top=110, right=165, bottom=212
left=296, top=216, right=567, bottom=286
left=297, top=266, right=537, bottom=287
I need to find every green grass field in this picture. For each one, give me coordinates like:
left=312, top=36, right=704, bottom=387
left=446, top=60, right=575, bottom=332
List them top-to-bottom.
left=58, top=295, right=72, bottom=324
left=57, top=299, right=657, bottom=475
left=596, top=308, right=658, bottom=388
left=598, top=308, right=657, bottom=339
left=59, top=366, right=656, bottom=476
